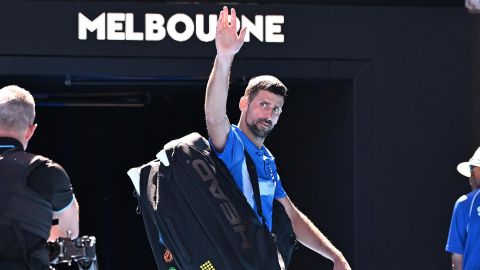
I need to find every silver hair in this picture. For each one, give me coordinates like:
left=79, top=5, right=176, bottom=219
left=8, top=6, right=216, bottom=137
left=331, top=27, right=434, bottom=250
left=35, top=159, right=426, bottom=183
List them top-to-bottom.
left=0, top=85, right=36, bottom=132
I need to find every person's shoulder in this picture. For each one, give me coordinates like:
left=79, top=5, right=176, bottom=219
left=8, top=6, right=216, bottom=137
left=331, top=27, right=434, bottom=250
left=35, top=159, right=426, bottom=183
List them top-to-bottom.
left=231, top=124, right=241, bottom=134
left=227, top=125, right=244, bottom=144
left=26, top=153, right=72, bottom=203
left=28, top=153, right=69, bottom=180
left=453, top=191, right=480, bottom=210
left=456, top=194, right=469, bottom=203
left=449, top=195, right=469, bottom=218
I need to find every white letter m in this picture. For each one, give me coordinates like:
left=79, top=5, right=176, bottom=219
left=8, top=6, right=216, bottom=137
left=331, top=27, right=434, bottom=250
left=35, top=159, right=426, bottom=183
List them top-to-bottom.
left=78, top=12, right=106, bottom=40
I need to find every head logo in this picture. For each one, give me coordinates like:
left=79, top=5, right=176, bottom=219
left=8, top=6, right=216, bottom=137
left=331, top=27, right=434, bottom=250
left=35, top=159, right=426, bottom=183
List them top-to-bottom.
left=192, top=158, right=252, bottom=250
left=163, top=249, right=174, bottom=263
left=200, top=260, right=215, bottom=270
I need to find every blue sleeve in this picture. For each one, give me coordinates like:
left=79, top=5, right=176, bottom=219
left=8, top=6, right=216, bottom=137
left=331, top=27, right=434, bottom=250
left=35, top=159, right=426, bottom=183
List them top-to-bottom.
left=210, top=126, right=244, bottom=169
left=274, top=173, right=287, bottom=199
left=446, top=196, right=468, bottom=254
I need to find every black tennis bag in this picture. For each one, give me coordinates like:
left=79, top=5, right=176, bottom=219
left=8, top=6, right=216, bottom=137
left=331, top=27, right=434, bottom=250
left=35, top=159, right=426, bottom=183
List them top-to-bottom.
left=131, top=133, right=296, bottom=270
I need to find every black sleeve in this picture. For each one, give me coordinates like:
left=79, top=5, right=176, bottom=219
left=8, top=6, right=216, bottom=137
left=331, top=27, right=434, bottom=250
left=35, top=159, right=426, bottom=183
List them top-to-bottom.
left=27, top=160, right=74, bottom=212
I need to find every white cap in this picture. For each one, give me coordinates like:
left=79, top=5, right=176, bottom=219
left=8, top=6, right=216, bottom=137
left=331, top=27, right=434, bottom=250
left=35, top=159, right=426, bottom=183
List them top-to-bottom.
left=457, top=147, right=480, bottom=177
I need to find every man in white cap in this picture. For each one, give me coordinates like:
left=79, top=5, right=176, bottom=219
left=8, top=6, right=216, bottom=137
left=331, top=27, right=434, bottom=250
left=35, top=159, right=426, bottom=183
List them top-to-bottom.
left=445, top=147, right=480, bottom=270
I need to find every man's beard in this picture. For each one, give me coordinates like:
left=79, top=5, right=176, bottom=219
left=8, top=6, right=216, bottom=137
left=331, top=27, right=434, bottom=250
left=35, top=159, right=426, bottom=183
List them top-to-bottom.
left=246, top=118, right=273, bottom=139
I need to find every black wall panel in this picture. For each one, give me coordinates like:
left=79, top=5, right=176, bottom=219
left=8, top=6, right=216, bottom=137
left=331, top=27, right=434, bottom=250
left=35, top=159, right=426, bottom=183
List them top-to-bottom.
left=0, top=2, right=477, bottom=270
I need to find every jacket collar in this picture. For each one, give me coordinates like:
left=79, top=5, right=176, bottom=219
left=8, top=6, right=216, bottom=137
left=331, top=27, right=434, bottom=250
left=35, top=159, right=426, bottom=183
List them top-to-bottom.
left=0, top=137, right=23, bottom=154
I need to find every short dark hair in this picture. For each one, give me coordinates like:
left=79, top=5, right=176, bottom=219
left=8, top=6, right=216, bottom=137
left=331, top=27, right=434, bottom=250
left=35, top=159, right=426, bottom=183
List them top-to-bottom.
left=244, top=75, right=288, bottom=102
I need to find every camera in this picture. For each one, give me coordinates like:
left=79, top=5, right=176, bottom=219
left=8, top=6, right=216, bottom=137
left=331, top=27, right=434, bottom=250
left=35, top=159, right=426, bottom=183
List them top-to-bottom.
left=47, top=235, right=98, bottom=270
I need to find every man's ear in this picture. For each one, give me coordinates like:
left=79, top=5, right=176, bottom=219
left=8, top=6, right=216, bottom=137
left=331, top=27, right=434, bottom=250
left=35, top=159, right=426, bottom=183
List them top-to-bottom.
left=239, top=96, right=248, bottom=112
left=25, top=123, right=37, bottom=142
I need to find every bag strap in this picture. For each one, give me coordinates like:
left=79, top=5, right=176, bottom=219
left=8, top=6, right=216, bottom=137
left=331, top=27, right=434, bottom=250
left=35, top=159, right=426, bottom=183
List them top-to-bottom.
left=244, top=150, right=267, bottom=226
left=245, top=151, right=289, bottom=269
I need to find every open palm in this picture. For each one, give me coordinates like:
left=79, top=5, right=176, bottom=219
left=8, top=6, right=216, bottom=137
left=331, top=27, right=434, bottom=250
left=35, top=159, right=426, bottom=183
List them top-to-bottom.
left=215, top=7, right=247, bottom=57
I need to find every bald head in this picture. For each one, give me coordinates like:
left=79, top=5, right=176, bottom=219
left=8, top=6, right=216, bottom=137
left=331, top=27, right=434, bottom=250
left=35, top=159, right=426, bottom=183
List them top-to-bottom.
left=0, top=85, right=36, bottom=133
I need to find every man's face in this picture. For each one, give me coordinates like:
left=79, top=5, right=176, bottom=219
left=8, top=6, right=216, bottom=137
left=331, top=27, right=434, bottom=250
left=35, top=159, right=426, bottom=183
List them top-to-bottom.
left=244, top=90, right=284, bottom=139
left=470, top=166, right=480, bottom=189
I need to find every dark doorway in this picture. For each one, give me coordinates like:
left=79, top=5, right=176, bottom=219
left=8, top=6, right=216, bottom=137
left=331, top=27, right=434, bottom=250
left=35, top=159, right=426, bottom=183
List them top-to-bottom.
left=271, top=79, right=354, bottom=269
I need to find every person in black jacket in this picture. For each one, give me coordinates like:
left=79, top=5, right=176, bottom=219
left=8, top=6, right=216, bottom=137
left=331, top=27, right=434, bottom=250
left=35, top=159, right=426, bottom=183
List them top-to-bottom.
left=0, top=85, right=79, bottom=270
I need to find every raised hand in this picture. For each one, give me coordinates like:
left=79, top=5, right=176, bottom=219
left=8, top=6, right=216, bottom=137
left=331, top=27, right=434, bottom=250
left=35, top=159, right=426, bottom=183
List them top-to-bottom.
left=215, top=6, right=247, bottom=57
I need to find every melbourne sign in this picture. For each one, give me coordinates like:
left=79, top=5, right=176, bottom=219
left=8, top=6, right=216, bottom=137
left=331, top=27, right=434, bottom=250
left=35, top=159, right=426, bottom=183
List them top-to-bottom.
left=78, top=12, right=285, bottom=43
